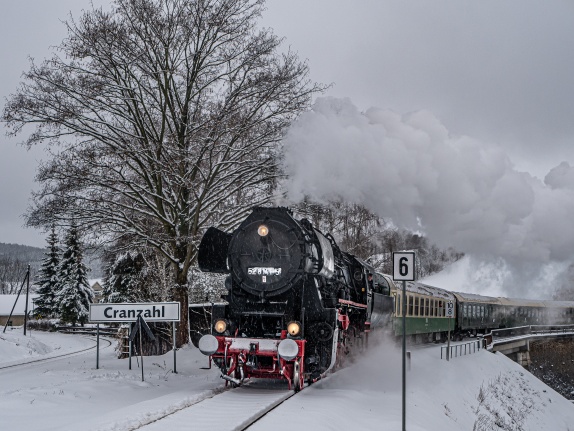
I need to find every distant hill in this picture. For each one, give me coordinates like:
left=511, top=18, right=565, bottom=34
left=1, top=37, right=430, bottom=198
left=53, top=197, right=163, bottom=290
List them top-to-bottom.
left=0, top=242, right=45, bottom=266
left=0, top=242, right=103, bottom=280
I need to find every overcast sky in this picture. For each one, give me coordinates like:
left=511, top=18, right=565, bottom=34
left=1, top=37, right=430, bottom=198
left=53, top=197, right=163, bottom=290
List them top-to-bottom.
left=2, top=1, right=574, bottom=272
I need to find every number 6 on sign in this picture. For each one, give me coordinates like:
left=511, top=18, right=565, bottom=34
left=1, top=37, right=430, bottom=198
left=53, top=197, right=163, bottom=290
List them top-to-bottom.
left=392, top=252, right=415, bottom=281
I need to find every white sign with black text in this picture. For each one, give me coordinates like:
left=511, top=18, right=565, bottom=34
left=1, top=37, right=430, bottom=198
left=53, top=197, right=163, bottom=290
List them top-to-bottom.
left=392, top=252, right=416, bottom=281
left=446, top=301, right=455, bottom=318
left=89, top=302, right=180, bottom=323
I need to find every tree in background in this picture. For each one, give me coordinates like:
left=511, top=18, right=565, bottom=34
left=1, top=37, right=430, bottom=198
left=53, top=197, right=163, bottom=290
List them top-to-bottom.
left=3, top=0, right=323, bottom=345
left=292, top=199, right=464, bottom=279
left=57, top=224, right=94, bottom=325
left=34, top=226, right=60, bottom=318
left=101, top=252, right=147, bottom=303
left=0, top=256, right=29, bottom=294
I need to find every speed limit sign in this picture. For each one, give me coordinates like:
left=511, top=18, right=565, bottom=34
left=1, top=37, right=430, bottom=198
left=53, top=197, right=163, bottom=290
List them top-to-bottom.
left=393, top=252, right=415, bottom=281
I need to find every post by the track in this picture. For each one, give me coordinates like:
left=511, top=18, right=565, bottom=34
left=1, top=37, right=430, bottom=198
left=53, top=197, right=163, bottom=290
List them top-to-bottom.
left=393, top=251, right=415, bottom=431
left=23, top=265, right=30, bottom=336
left=402, top=279, right=407, bottom=431
left=445, top=301, right=454, bottom=361
left=128, top=315, right=157, bottom=382
left=447, top=317, right=451, bottom=361
left=172, top=321, right=177, bottom=374
left=96, top=323, right=100, bottom=369
left=128, top=323, right=132, bottom=370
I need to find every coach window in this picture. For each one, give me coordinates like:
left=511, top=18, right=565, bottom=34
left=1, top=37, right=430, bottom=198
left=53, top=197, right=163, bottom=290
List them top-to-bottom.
left=408, top=296, right=414, bottom=316
left=414, top=297, right=419, bottom=316
left=430, top=299, right=435, bottom=317
left=463, top=304, right=467, bottom=317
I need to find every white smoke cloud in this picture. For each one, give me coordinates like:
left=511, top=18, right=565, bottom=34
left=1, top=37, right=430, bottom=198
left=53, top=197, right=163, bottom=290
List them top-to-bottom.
left=281, top=97, right=574, bottom=295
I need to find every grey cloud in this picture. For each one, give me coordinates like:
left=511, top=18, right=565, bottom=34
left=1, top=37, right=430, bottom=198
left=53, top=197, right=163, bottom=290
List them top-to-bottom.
left=281, top=97, right=574, bottom=269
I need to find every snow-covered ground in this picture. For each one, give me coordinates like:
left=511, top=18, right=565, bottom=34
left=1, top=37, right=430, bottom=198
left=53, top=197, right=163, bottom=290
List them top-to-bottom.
left=1, top=328, right=573, bottom=430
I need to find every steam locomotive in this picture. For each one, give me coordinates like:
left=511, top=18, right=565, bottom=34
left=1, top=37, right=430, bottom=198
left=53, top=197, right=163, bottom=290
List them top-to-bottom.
left=195, top=206, right=574, bottom=391
left=196, top=206, right=393, bottom=391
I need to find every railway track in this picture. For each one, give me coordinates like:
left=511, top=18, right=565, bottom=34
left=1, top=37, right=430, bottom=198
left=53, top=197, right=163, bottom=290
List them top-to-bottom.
left=0, top=335, right=113, bottom=370
left=134, top=381, right=301, bottom=431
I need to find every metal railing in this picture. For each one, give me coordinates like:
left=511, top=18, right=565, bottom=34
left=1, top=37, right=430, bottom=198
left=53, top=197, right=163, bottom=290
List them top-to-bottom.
left=485, top=324, right=574, bottom=346
left=441, top=339, right=484, bottom=360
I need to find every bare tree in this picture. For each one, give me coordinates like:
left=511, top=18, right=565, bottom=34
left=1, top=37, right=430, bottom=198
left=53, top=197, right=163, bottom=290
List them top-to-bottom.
left=3, top=0, right=324, bottom=345
left=0, top=256, right=29, bottom=294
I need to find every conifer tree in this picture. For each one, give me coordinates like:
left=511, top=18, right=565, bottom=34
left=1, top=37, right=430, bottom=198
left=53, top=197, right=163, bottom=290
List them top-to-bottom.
left=57, top=224, right=94, bottom=325
left=34, top=226, right=60, bottom=318
left=102, top=252, right=145, bottom=303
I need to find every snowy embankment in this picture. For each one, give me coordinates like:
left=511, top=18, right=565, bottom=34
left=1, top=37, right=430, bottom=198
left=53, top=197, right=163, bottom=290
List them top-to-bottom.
left=0, top=326, right=94, bottom=367
left=1, top=329, right=573, bottom=431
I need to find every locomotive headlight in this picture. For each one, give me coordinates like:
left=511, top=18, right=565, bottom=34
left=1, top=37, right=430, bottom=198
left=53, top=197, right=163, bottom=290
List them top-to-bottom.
left=257, top=224, right=269, bottom=237
left=214, top=319, right=227, bottom=334
left=287, top=321, right=301, bottom=337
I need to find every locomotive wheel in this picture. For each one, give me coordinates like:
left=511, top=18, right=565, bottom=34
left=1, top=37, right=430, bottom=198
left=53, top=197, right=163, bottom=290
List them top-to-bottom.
left=310, top=322, right=334, bottom=342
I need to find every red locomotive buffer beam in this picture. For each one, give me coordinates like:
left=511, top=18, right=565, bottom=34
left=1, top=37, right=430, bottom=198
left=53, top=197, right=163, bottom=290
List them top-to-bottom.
left=199, top=333, right=306, bottom=391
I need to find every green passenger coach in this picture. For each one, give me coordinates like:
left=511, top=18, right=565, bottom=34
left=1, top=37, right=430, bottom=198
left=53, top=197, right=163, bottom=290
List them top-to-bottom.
left=391, top=281, right=456, bottom=342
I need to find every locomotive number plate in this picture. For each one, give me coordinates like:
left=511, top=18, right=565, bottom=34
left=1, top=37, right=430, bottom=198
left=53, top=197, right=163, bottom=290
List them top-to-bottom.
left=248, top=267, right=282, bottom=276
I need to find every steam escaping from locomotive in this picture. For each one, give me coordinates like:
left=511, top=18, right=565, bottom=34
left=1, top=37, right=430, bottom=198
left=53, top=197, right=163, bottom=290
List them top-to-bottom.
left=280, top=96, right=574, bottom=296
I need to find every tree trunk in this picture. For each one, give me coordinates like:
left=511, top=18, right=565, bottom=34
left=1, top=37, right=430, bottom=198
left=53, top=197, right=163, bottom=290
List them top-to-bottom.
left=172, top=282, right=189, bottom=348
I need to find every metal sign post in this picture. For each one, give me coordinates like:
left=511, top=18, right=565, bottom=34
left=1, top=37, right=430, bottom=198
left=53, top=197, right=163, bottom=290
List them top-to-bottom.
left=393, top=252, right=415, bottom=431
left=23, top=265, right=30, bottom=336
left=446, top=301, right=454, bottom=361
left=129, top=315, right=156, bottom=382
left=172, top=322, right=177, bottom=374
left=96, top=323, right=100, bottom=369
left=128, top=323, right=132, bottom=370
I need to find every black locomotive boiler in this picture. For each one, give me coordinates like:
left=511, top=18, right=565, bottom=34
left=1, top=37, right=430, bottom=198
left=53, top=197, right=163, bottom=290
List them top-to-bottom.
left=196, top=207, right=393, bottom=391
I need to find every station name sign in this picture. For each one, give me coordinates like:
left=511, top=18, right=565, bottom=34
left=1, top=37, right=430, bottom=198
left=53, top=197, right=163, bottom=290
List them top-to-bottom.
left=89, top=302, right=180, bottom=323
